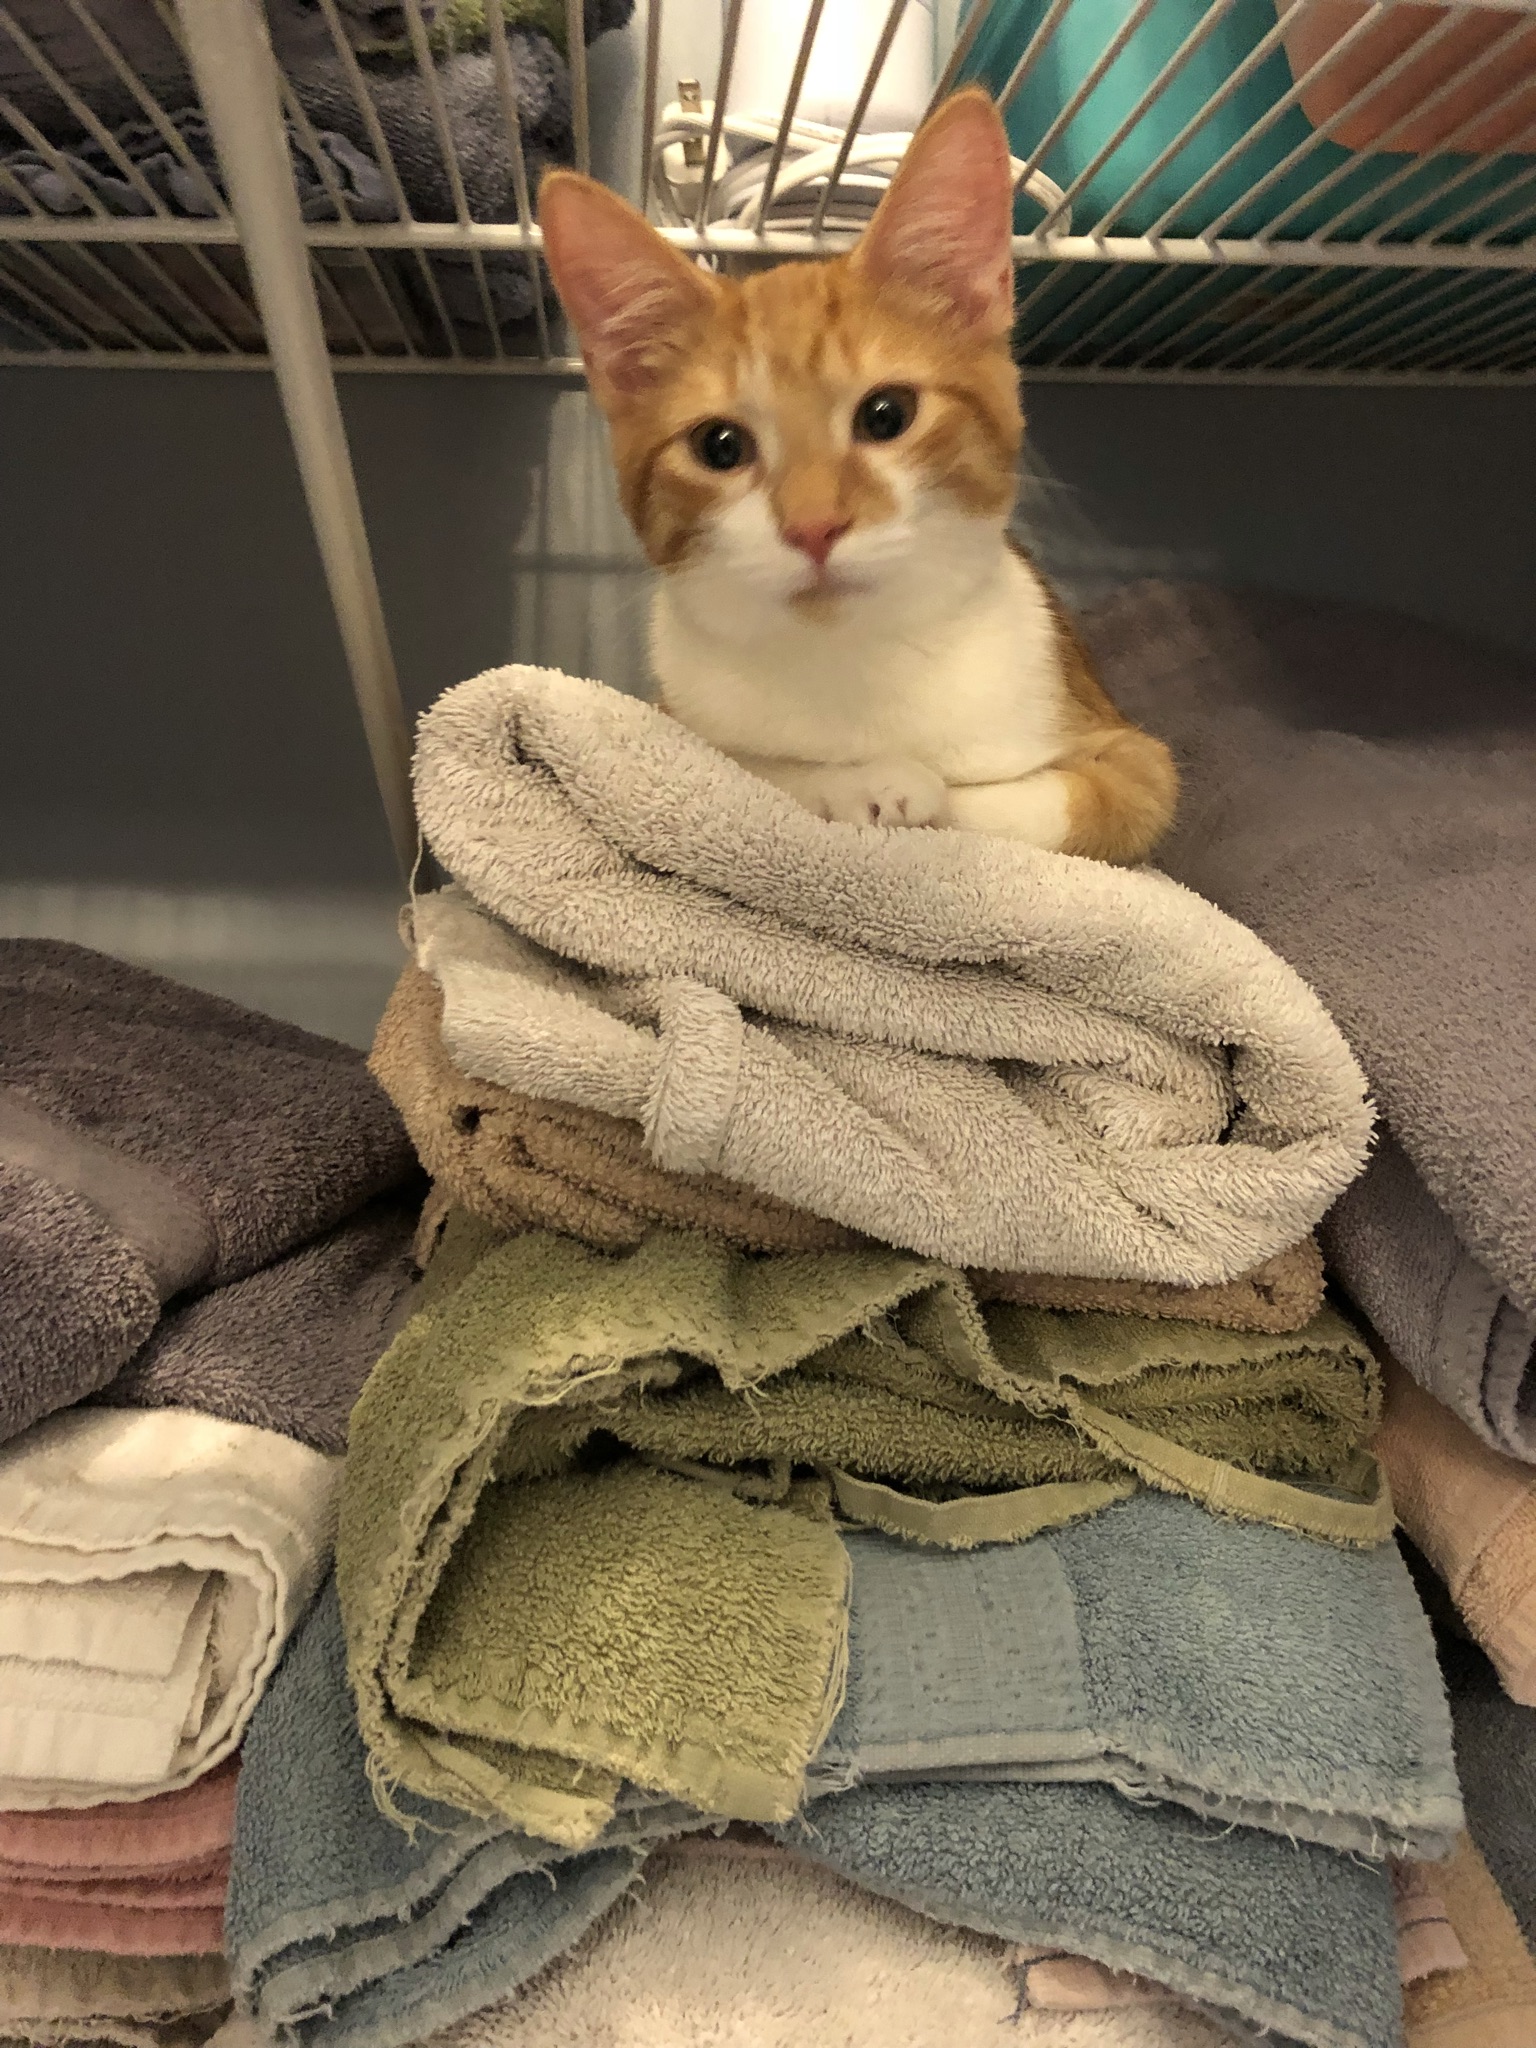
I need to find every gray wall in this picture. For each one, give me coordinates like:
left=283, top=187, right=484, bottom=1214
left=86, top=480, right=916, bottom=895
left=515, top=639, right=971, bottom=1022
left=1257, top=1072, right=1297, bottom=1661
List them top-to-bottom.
left=2, top=367, right=1532, bottom=896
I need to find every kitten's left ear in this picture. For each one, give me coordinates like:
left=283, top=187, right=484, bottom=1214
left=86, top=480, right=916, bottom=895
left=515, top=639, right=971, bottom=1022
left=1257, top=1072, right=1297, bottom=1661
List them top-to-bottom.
left=851, top=87, right=1014, bottom=338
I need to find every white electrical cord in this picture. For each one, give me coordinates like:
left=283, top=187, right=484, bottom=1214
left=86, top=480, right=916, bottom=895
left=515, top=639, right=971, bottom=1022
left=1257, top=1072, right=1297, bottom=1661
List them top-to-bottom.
left=651, top=102, right=1071, bottom=236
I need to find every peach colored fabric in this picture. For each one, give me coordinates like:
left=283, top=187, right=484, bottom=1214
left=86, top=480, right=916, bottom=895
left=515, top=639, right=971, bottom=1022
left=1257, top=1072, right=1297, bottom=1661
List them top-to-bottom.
left=1375, top=1353, right=1536, bottom=1705
left=0, top=1761, right=235, bottom=1957
left=1405, top=1837, right=1536, bottom=2047
left=1392, top=1860, right=1468, bottom=1986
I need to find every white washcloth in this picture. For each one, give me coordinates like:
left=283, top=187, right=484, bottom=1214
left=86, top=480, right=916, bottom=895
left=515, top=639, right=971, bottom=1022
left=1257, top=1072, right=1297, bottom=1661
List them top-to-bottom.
left=0, top=1407, right=338, bottom=1808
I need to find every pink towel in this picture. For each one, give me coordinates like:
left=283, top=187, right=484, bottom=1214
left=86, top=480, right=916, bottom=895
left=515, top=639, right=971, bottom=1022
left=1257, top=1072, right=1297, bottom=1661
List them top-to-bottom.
left=1375, top=1353, right=1536, bottom=1706
left=0, top=1759, right=235, bottom=1955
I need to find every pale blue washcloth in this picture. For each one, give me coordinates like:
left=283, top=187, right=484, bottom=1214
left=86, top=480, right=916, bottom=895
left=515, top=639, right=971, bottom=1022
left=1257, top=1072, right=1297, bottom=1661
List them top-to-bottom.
left=818, top=1492, right=1460, bottom=1860
left=226, top=1583, right=691, bottom=2048
left=777, top=1776, right=1401, bottom=2048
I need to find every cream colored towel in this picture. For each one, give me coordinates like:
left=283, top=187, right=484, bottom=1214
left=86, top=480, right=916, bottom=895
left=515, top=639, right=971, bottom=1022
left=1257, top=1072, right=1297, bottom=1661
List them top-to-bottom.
left=1375, top=1353, right=1536, bottom=1705
left=0, top=1409, right=337, bottom=1808
left=423, top=1837, right=1235, bottom=2048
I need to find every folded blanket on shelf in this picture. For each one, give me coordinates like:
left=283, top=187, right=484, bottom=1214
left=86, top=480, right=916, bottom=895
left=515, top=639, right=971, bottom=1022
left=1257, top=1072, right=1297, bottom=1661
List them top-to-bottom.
left=1085, top=582, right=1536, bottom=1453
left=410, top=662, right=1372, bottom=1283
left=0, top=940, right=414, bottom=1448
left=379, top=964, right=1326, bottom=1328
left=97, top=1194, right=420, bottom=1457
left=339, top=1218, right=1388, bottom=1852
left=1376, top=1354, right=1536, bottom=1705
left=0, top=1408, right=337, bottom=1810
left=816, top=1492, right=1458, bottom=1859
left=227, top=1582, right=696, bottom=2048
left=1436, top=1630, right=1536, bottom=1950
left=0, top=1763, right=236, bottom=1959
left=774, top=1776, right=1402, bottom=2048
left=1403, top=1835, right=1536, bottom=2048
left=420, top=1837, right=1238, bottom=2048
left=0, top=1942, right=228, bottom=2048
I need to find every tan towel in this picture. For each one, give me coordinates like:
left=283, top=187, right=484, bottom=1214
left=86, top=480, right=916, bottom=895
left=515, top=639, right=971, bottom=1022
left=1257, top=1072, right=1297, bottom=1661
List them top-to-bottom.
left=371, top=965, right=858, bottom=1255
left=381, top=965, right=1327, bottom=1334
left=1375, top=1353, right=1536, bottom=1705
left=1404, top=1836, right=1536, bottom=2046
left=0, top=1941, right=228, bottom=2047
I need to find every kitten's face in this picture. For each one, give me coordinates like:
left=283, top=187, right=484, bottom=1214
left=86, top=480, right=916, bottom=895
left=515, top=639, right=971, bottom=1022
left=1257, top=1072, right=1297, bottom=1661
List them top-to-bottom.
left=540, top=90, right=1021, bottom=639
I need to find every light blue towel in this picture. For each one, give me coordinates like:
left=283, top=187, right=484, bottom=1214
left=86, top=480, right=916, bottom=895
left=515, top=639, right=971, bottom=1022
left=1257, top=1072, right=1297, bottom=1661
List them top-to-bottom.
left=819, top=1492, right=1460, bottom=1860
left=226, top=1582, right=691, bottom=2048
left=778, top=1776, right=1402, bottom=2048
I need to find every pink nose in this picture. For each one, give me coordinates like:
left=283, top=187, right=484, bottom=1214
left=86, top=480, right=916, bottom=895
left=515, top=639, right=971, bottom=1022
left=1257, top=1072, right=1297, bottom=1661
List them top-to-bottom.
left=781, top=519, right=850, bottom=570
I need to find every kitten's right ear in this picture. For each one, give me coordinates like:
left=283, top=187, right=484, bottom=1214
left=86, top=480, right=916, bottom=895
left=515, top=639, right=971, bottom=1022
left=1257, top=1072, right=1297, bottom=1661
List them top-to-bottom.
left=539, top=171, right=718, bottom=398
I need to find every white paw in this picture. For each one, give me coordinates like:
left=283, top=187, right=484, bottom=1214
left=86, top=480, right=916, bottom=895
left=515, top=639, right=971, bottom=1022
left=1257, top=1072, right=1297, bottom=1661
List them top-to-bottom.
left=802, top=758, right=952, bottom=830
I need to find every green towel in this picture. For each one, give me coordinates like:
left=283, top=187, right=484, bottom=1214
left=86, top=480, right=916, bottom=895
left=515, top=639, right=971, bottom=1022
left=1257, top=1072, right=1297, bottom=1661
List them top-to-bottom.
left=354, top=0, right=571, bottom=63
left=338, top=1217, right=1388, bottom=1853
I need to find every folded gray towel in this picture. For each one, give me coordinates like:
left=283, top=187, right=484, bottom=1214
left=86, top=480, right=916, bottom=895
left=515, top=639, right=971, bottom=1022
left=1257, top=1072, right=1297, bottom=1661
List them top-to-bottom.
left=1085, top=582, right=1536, bottom=1454
left=411, top=668, right=1372, bottom=1286
left=0, top=940, right=415, bottom=1447
left=97, top=1192, right=421, bottom=1455
left=819, top=1492, right=1460, bottom=1860
left=774, top=1776, right=1401, bottom=2048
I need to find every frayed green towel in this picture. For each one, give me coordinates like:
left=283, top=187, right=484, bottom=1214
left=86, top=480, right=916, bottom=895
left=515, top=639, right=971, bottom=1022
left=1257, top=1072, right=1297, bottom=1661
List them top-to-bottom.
left=338, top=1218, right=1388, bottom=1853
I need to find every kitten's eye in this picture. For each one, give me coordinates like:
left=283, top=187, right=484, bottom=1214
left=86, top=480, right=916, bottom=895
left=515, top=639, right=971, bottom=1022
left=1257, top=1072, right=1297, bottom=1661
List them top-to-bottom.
left=853, top=385, right=917, bottom=443
left=689, top=419, right=756, bottom=472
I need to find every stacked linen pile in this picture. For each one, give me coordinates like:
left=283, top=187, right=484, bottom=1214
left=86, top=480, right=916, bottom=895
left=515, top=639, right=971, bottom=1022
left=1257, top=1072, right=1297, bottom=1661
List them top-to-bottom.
left=1093, top=580, right=1536, bottom=2048
left=217, top=659, right=1471, bottom=2048
left=0, top=942, right=421, bottom=2047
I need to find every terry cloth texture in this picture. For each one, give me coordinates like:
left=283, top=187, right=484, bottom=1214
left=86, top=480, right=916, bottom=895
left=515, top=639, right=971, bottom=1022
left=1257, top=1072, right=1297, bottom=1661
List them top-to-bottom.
left=1084, top=583, right=1536, bottom=1452
left=409, top=660, right=1372, bottom=1284
left=0, top=940, right=414, bottom=1448
left=379, top=964, right=1324, bottom=1328
left=371, top=965, right=859, bottom=1254
left=97, top=1195, right=421, bottom=1457
left=339, top=1220, right=1390, bottom=1852
left=1377, top=1353, right=1536, bottom=1705
left=0, top=1408, right=337, bottom=1810
left=815, top=1492, right=1459, bottom=1859
left=227, top=1582, right=698, bottom=2048
left=1436, top=1629, right=1536, bottom=1950
left=0, top=1759, right=236, bottom=1956
left=774, top=1775, right=1402, bottom=2048
left=1403, top=1835, right=1536, bottom=2048
left=421, top=1837, right=1237, bottom=2048
left=0, top=1942, right=228, bottom=2047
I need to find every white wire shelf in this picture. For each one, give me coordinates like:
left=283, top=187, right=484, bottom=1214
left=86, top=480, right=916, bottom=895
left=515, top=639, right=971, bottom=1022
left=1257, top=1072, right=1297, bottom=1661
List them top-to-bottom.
left=0, top=0, right=1531, bottom=379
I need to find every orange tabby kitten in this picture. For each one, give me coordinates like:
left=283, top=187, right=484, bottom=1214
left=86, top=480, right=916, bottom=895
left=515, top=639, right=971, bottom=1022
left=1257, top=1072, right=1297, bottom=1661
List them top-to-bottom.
left=538, top=88, right=1176, bottom=861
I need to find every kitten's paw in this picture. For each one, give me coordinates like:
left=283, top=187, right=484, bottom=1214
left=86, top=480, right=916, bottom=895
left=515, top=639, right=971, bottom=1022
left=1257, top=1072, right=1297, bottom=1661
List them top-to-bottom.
left=804, top=759, right=952, bottom=830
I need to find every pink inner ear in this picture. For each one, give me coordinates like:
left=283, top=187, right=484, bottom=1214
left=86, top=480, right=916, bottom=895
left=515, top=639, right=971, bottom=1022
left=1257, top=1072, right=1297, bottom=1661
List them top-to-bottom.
left=855, top=96, right=1015, bottom=336
left=540, top=180, right=714, bottom=394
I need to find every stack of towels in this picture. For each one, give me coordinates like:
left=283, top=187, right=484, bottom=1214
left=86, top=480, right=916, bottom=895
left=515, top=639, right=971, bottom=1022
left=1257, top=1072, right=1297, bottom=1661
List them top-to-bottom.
left=7, top=580, right=1531, bottom=2048
left=212, top=640, right=1494, bottom=2048
left=0, top=941, right=421, bottom=2047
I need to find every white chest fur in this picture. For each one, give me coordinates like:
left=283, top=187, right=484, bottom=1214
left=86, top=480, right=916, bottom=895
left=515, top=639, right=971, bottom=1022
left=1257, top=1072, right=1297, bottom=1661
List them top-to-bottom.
left=652, top=545, right=1071, bottom=787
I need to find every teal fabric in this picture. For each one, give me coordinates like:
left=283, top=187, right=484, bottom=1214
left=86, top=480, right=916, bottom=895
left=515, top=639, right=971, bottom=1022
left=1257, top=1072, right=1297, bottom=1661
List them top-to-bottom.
left=966, top=0, right=1534, bottom=247
left=817, top=1491, right=1460, bottom=1859
left=777, top=1776, right=1402, bottom=2048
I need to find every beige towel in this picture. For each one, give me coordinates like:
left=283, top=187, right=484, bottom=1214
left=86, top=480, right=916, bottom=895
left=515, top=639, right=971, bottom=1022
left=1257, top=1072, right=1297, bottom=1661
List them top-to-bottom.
left=411, top=664, right=1372, bottom=1284
left=383, top=965, right=1327, bottom=1333
left=1375, top=1353, right=1536, bottom=1705
left=0, top=1409, right=337, bottom=1809
left=1404, top=1836, right=1536, bottom=2047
